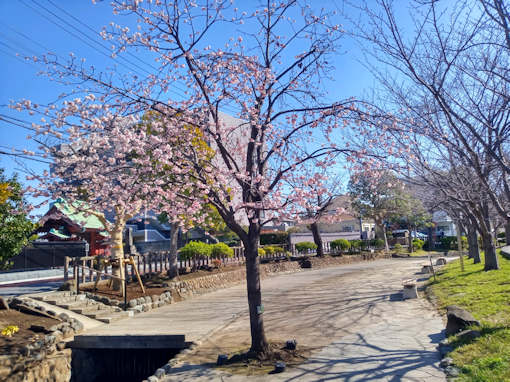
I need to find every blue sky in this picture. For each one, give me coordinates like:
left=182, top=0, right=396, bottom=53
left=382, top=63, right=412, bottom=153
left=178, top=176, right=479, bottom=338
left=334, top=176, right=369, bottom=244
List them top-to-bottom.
left=0, top=0, right=399, bottom=215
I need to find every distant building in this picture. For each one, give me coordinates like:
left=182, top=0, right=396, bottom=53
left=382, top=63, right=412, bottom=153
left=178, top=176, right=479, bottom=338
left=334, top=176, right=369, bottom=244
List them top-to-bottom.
left=36, top=198, right=109, bottom=256
left=432, top=211, right=457, bottom=237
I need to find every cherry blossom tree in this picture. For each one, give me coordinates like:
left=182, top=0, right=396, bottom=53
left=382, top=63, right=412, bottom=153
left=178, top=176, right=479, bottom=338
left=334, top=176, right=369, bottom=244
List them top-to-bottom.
left=13, top=1, right=381, bottom=356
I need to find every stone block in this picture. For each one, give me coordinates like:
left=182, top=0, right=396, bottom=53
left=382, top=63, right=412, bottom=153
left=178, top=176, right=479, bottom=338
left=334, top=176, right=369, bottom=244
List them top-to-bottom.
left=436, top=257, right=447, bottom=265
left=403, top=284, right=418, bottom=299
left=446, top=305, right=480, bottom=335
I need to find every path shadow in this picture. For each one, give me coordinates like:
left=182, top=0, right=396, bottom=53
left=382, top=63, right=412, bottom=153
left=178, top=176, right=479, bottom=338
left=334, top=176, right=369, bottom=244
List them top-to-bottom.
left=280, top=332, right=445, bottom=382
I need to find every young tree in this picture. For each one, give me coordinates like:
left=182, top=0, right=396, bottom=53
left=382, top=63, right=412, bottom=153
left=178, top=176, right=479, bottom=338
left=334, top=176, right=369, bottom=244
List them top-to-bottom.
left=15, top=1, right=380, bottom=356
left=23, top=115, right=206, bottom=295
left=0, top=169, right=36, bottom=269
left=348, top=171, right=405, bottom=251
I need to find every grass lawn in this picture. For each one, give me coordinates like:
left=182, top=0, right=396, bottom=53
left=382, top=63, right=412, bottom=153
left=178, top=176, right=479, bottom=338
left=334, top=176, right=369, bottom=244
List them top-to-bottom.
left=428, top=251, right=510, bottom=381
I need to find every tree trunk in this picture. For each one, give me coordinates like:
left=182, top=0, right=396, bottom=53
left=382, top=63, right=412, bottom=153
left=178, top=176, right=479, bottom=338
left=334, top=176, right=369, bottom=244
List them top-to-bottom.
left=481, top=203, right=499, bottom=271
left=375, top=219, right=389, bottom=252
left=167, top=222, right=179, bottom=279
left=310, top=222, right=324, bottom=257
left=110, top=223, right=125, bottom=296
left=467, top=225, right=480, bottom=264
left=382, top=226, right=389, bottom=252
left=408, top=227, right=413, bottom=254
left=243, top=230, right=270, bottom=356
left=481, top=230, right=499, bottom=271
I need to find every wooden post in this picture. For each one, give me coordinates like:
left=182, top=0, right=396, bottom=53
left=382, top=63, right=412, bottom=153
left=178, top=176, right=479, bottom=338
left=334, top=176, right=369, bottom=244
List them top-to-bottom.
left=456, top=221, right=465, bottom=272
left=148, top=253, right=153, bottom=275
left=64, top=257, right=69, bottom=282
left=81, top=259, right=86, bottom=284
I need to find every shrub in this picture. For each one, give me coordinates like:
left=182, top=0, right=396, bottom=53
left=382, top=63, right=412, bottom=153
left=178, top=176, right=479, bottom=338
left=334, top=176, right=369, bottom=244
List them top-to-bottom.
left=497, top=231, right=506, bottom=238
left=260, top=232, right=289, bottom=245
left=440, top=236, right=468, bottom=250
left=370, top=238, right=385, bottom=248
left=330, top=239, right=350, bottom=252
left=412, top=239, right=425, bottom=250
left=349, top=240, right=363, bottom=252
left=179, top=241, right=212, bottom=260
left=295, top=241, right=317, bottom=253
left=211, top=242, right=234, bottom=258
left=393, top=243, right=403, bottom=253
left=264, top=245, right=275, bottom=255
left=272, top=246, right=284, bottom=253
left=258, top=247, right=266, bottom=256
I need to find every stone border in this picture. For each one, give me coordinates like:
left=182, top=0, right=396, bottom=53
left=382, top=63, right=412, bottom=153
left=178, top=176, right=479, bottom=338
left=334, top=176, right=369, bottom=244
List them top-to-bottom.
left=84, top=253, right=390, bottom=318
left=1, top=296, right=86, bottom=381
left=6, top=296, right=85, bottom=357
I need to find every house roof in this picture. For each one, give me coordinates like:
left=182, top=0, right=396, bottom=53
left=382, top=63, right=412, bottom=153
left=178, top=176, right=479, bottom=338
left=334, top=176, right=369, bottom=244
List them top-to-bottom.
left=38, top=198, right=106, bottom=231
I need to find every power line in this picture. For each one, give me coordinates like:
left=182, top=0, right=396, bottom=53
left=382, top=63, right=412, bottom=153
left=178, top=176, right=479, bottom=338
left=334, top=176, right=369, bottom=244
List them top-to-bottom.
left=45, top=0, right=160, bottom=73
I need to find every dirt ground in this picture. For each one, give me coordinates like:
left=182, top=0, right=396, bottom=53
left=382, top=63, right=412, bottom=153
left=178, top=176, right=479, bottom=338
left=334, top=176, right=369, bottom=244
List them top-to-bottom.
left=81, top=263, right=245, bottom=302
left=0, top=309, right=59, bottom=355
left=214, top=342, right=321, bottom=376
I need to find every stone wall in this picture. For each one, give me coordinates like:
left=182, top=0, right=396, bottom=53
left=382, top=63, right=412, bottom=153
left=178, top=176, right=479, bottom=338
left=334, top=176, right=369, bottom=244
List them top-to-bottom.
left=102, top=253, right=389, bottom=319
left=0, top=350, right=71, bottom=382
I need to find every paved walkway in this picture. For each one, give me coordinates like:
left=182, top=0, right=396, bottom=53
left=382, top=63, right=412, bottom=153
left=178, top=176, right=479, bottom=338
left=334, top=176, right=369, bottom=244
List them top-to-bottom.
left=83, top=258, right=445, bottom=381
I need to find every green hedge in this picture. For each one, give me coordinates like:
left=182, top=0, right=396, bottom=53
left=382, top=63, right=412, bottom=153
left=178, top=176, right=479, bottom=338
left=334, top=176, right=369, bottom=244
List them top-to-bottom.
left=331, top=239, right=350, bottom=252
left=179, top=241, right=212, bottom=260
left=295, top=241, right=317, bottom=253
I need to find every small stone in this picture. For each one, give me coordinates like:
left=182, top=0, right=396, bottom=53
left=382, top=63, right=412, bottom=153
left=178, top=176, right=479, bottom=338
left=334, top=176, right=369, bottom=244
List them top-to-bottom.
left=151, top=295, right=160, bottom=303
left=144, top=296, right=152, bottom=304
left=101, top=297, right=110, bottom=305
left=137, top=297, right=145, bottom=305
left=110, top=299, right=120, bottom=306
left=129, top=299, right=138, bottom=308
left=142, top=304, right=150, bottom=312
left=35, top=305, right=47, bottom=312
left=46, top=310, right=57, bottom=316
left=58, top=313, right=70, bottom=321
left=49, top=324, right=60, bottom=332
left=29, top=325, right=47, bottom=333
left=456, top=329, right=481, bottom=342
left=44, top=334, right=56, bottom=345
left=285, top=339, right=297, bottom=350
left=57, top=342, right=66, bottom=351
left=46, top=344, right=56, bottom=354
left=20, top=345, right=31, bottom=356
left=33, top=351, right=45, bottom=361
left=440, top=357, right=454, bottom=368
left=274, top=361, right=286, bottom=373
left=445, top=366, right=460, bottom=377
left=154, top=368, right=166, bottom=378
left=147, top=377, right=158, bottom=382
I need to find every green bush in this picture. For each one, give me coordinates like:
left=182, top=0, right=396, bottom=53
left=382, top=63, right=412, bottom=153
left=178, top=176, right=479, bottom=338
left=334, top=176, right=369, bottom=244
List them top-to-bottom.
left=497, top=231, right=506, bottom=239
left=260, top=232, right=289, bottom=245
left=441, top=236, right=468, bottom=250
left=370, top=238, right=385, bottom=248
left=330, top=239, right=350, bottom=252
left=412, top=239, right=424, bottom=250
left=349, top=240, right=363, bottom=252
left=179, top=241, right=212, bottom=260
left=211, top=242, right=234, bottom=258
left=295, top=242, right=317, bottom=253
left=393, top=243, right=403, bottom=253
left=263, top=245, right=275, bottom=255
left=272, top=246, right=284, bottom=253
left=258, top=247, right=266, bottom=256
